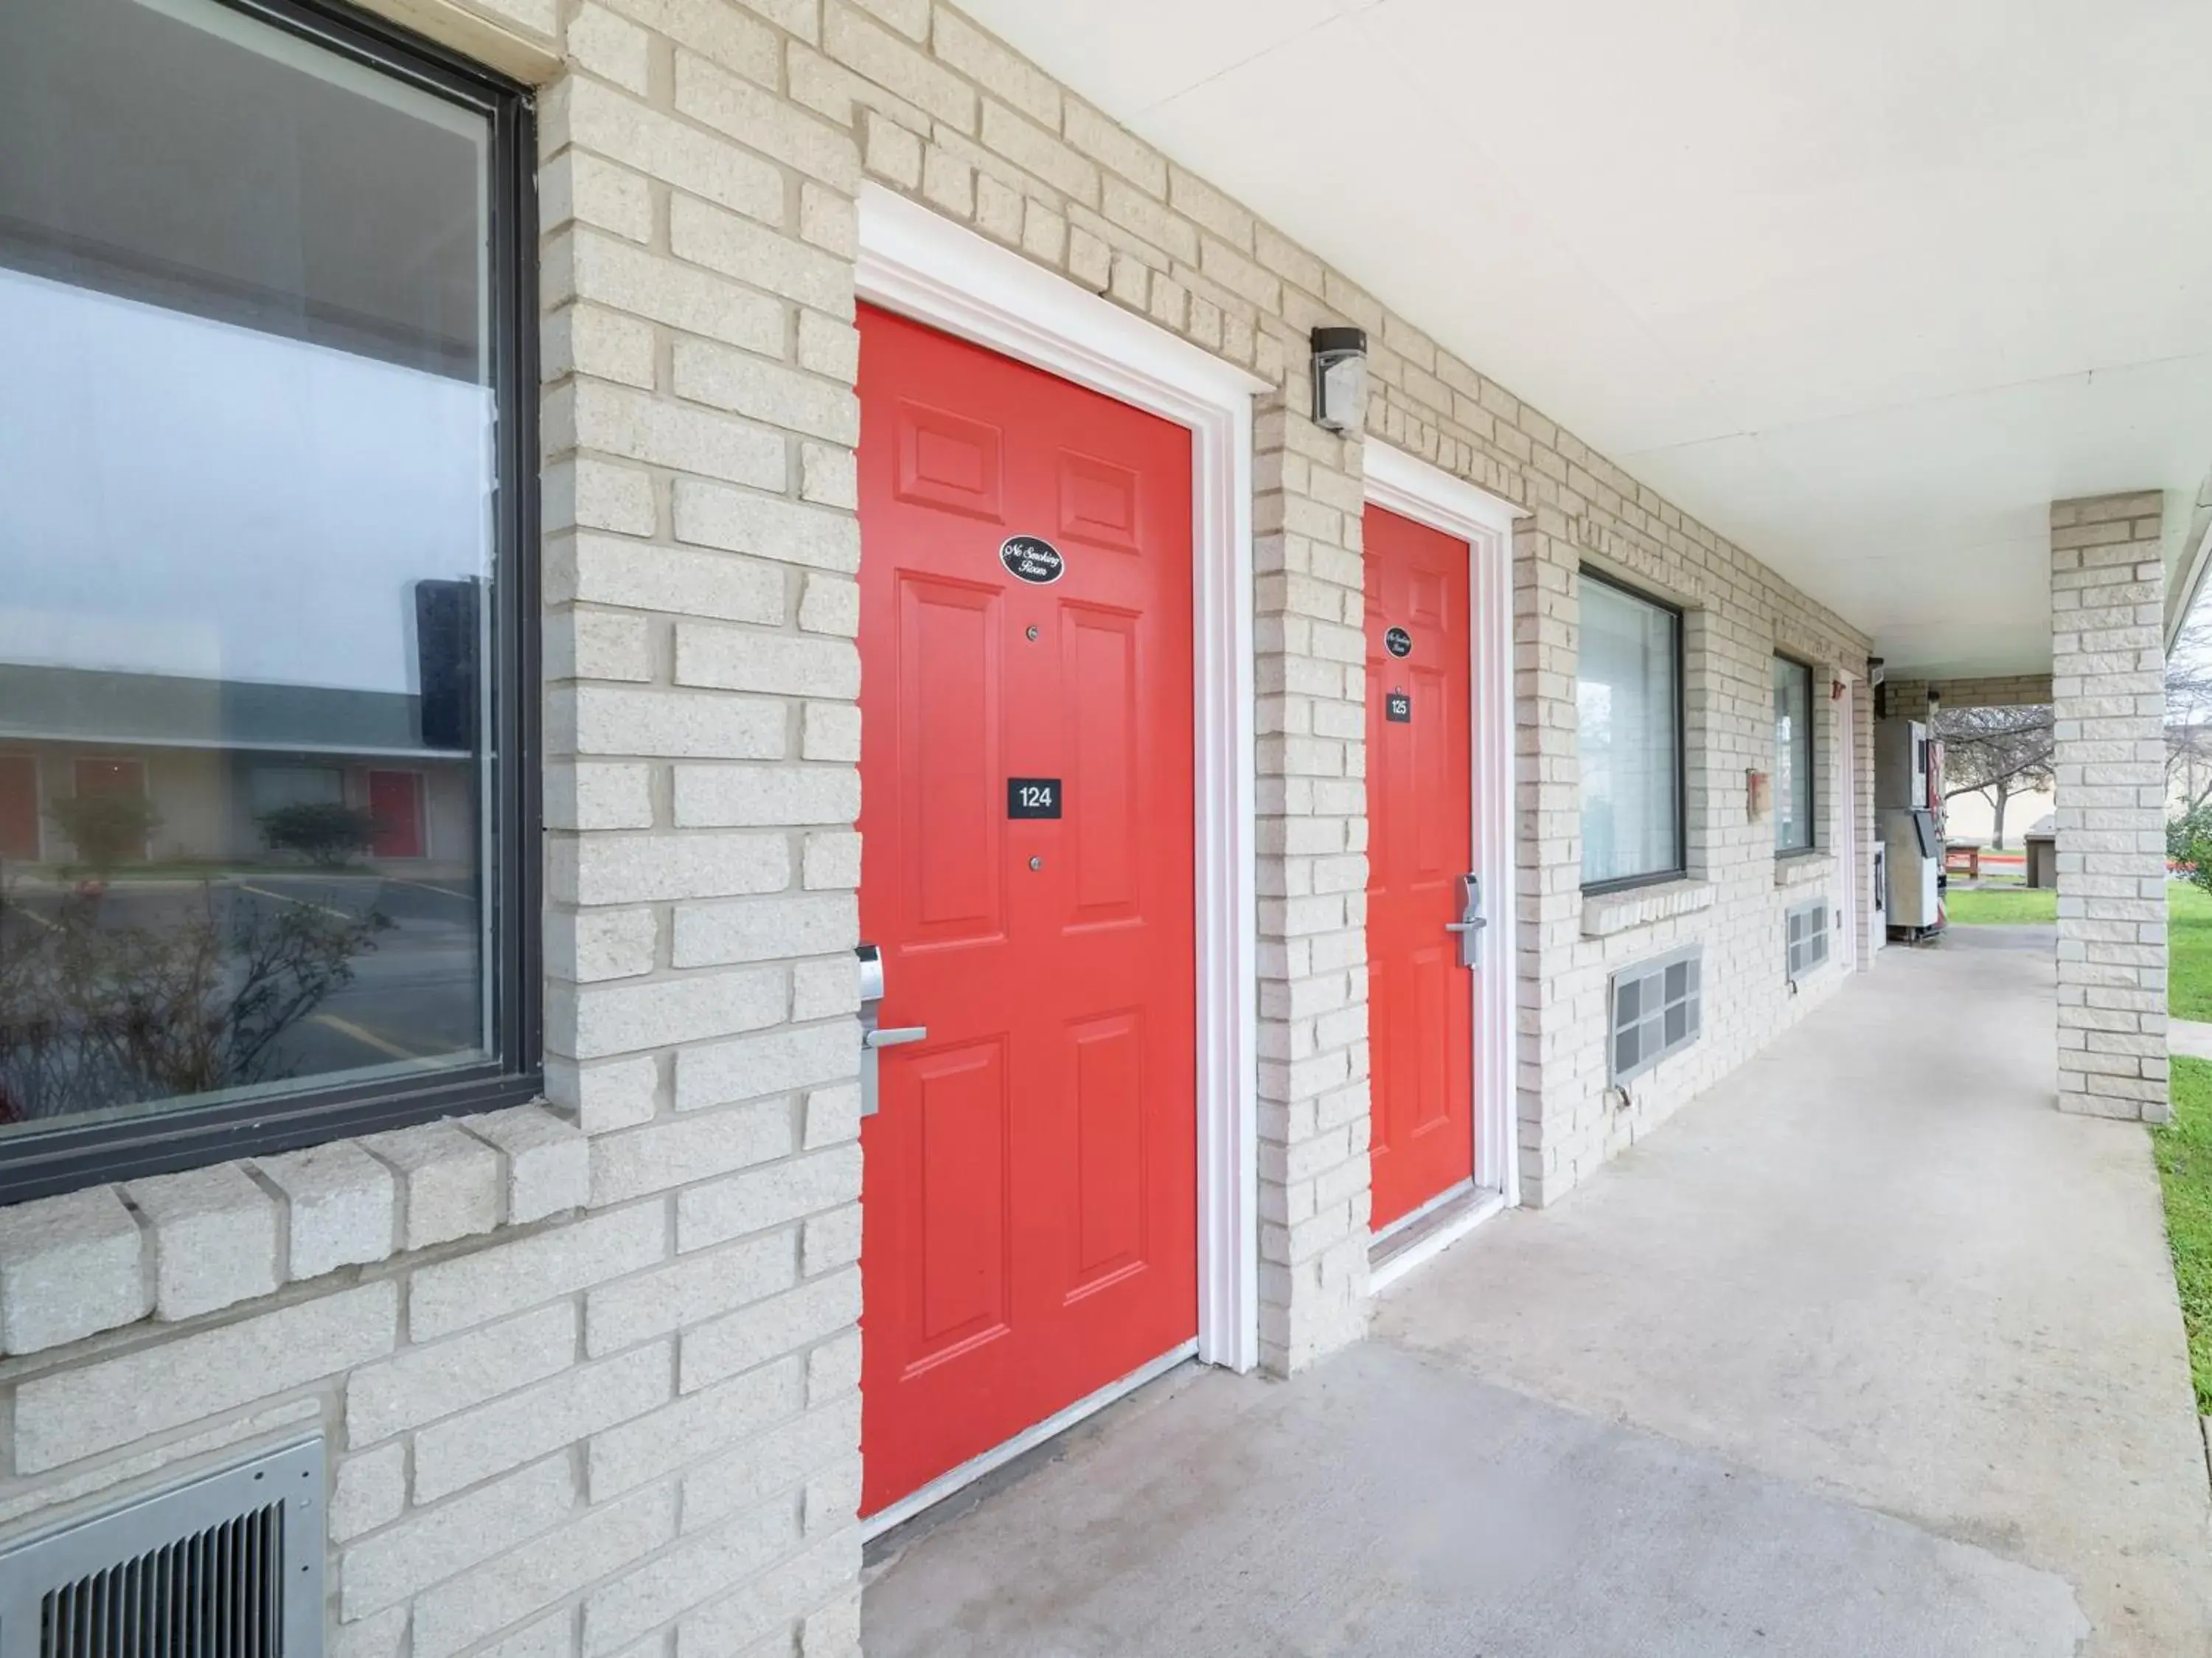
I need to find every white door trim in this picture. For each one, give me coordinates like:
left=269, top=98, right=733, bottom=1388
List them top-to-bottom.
left=855, top=183, right=1267, bottom=1375
left=1363, top=442, right=1523, bottom=1211
left=1834, top=675, right=1863, bottom=971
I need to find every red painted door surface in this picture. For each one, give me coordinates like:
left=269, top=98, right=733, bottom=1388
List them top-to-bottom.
left=857, top=305, right=1198, bottom=1515
left=1365, top=505, right=1475, bottom=1229
left=73, top=757, right=142, bottom=799
left=0, top=758, right=37, bottom=861
left=368, top=770, right=424, bottom=859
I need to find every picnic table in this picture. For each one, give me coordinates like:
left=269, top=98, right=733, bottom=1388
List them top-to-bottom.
left=1944, top=842, right=1981, bottom=878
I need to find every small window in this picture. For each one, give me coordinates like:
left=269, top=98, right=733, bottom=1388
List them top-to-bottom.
left=0, top=0, right=539, bottom=1201
left=1580, top=572, right=1684, bottom=889
left=1773, top=656, right=1815, bottom=853
left=1786, top=900, right=1829, bottom=980
left=1608, top=946, right=1703, bottom=1085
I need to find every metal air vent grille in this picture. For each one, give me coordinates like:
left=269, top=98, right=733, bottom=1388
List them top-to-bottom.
left=1786, top=899, right=1830, bottom=981
left=1607, top=945, right=1702, bottom=1086
left=0, top=1439, right=321, bottom=1658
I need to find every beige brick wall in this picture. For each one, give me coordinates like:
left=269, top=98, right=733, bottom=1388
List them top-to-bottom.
left=0, top=1, right=1873, bottom=1653
left=1252, top=395, right=1373, bottom=1372
left=2052, top=492, right=2170, bottom=1122
left=1512, top=532, right=1867, bottom=1205
left=1883, top=673, right=2053, bottom=718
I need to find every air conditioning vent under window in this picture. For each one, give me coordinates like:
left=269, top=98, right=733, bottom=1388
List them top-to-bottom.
left=1786, top=900, right=1830, bottom=982
left=1608, top=946, right=1702, bottom=1086
left=0, top=1437, right=322, bottom=1658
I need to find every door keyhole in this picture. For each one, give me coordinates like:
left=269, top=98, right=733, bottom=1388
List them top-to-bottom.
left=1026, top=625, right=1040, bottom=641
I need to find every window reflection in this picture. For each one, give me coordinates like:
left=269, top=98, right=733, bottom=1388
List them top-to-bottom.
left=0, top=0, right=500, bottom=1134
left=1579, top=576, right=1683, bottom=887
left=1773, top=657, right=1814, bottom=853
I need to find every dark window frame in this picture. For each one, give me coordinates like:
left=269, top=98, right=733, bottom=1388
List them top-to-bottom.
left=0, top=0, right=540, bottom=1207
left=1579, top=568, right=1688, bottom=896
left=1773, top=652, right=1817, bottom=856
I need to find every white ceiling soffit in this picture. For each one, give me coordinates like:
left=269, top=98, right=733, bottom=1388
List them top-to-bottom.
left=956, top=0, right=2212, bottom=678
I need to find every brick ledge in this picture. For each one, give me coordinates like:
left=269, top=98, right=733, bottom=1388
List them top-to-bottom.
left=1773, top=852, right=1836, bottom=889
left=1582, top=878, right=1714, bottom=938
left=0, top=1103, right=585, bottom=1359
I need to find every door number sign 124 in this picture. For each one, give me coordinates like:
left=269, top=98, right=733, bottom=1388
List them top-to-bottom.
left=1007, top=777, right=1062, bottom=819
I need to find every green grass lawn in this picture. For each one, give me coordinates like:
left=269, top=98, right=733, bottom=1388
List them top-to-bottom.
left=2171, top=884, right=2212, bottom=1021
left=1943, top=887, right=2058, bottom=925
left=2155, top=1058, right=2212, bottom=1412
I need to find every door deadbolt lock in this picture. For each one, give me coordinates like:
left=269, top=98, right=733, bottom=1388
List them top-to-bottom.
left=1443, top=873, right=1486, bottom=969
left=857, top=943, right=926, bottom=1118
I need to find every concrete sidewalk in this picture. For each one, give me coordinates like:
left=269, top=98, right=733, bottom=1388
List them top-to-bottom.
left=864, top=927, right=2212, bottom=1656
left=2172, top=1016, right=2212, bottom=1064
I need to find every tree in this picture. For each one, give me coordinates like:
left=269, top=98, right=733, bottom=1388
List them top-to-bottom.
left=2168, top=607, right=2212, bottom=811
left=1936, top=704, right=2052, bottom=849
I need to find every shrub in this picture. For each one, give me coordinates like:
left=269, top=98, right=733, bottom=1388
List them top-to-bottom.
left=46, top=793, right=160, bottom=875
left=260, top=802, right=379, bottom=867
left=2171, top=805, right=2212, bottom=899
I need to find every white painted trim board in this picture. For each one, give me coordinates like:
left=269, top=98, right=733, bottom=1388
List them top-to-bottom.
left=1363, top=441, right=1525, bottom=1213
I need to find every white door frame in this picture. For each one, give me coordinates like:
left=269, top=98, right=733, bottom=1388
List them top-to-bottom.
left=855, top=184, right=1267, bottom=1378
left=1363, top=443, right=1523, bottom=1214
left=1834, top=675, right=1863, bottom=971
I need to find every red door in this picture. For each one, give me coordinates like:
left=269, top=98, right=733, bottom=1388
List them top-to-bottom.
left=858, top=305, right=1198, bottom=1515
left=1365, top=505, right=1476, bottom=1229
left=73, top=757, right=143, bottom=799
left=0, top=758, right=37, bottom=862
left=368, top=770, right=425, bottom=859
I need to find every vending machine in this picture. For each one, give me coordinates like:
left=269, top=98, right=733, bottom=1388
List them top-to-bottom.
left=1874, top=717, right=1944, bottom=940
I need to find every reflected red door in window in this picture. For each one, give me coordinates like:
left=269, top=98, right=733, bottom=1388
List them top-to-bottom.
left=857, top=305, right=1198, bottom=1515
left=1365, top=505, right=1476, bottom=1229
left=0, top=758, right=37, bottom=861
left=73, top=758, right=144, bottom=799
left=368, top=770, right=425, bottom=859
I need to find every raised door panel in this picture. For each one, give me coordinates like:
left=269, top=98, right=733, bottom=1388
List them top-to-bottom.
left=896, top=400, right=1004, bottom=522
left=900, top=578, right=1004, bottom=946
left=1062, top=605, right=1141, bottom=926
left=1065, top=1010, right=1147, bottom=1297
left=905, top=1039, right=1014, bottom=1370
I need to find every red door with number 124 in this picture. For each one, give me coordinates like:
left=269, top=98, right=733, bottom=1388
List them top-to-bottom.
left=855, top=305, right=1200, bottom=1515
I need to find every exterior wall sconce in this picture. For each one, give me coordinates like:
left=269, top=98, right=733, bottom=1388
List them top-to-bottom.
left=1310, top=326, right=1368, bottom=434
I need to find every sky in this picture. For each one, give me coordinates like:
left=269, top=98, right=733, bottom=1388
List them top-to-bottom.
left=0, top=264, right=493, bottom=696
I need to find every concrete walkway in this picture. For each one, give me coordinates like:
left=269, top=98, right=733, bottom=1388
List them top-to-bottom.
left=864, top=927, right=2212, bottom=1657
left=2172, top=1016, right=2212, bottom=1064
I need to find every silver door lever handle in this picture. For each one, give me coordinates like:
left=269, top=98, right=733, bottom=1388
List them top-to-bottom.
left=1448, top=873, right=1486, bottom=967
left=865, top=1025, right=928, bottom=1049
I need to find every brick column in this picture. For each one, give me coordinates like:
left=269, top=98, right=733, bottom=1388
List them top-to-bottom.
left=536, top=18, right=872, bottom=1651
left=1252, top=392, right=1372, bottom=1373
left=2051, top=492, right=2169, bottom=1121
left=1512, top=518, right=1583, bottom=1206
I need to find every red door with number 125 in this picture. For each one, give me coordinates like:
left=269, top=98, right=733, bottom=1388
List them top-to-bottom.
left=856, top=305, right=1199, bottom=1515
left=1365, top=504, right=1476, bottom=1229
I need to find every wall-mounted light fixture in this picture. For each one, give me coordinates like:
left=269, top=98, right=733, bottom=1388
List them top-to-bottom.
left=1310, top=325, right=1368, bottom=434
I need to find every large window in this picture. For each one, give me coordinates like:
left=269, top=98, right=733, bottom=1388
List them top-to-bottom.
left=0, top=0, right=537, bottom=1201
left=1579, top=572, right=1683, bottom=889
left=1773, top=656, right=1815, bottom=853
